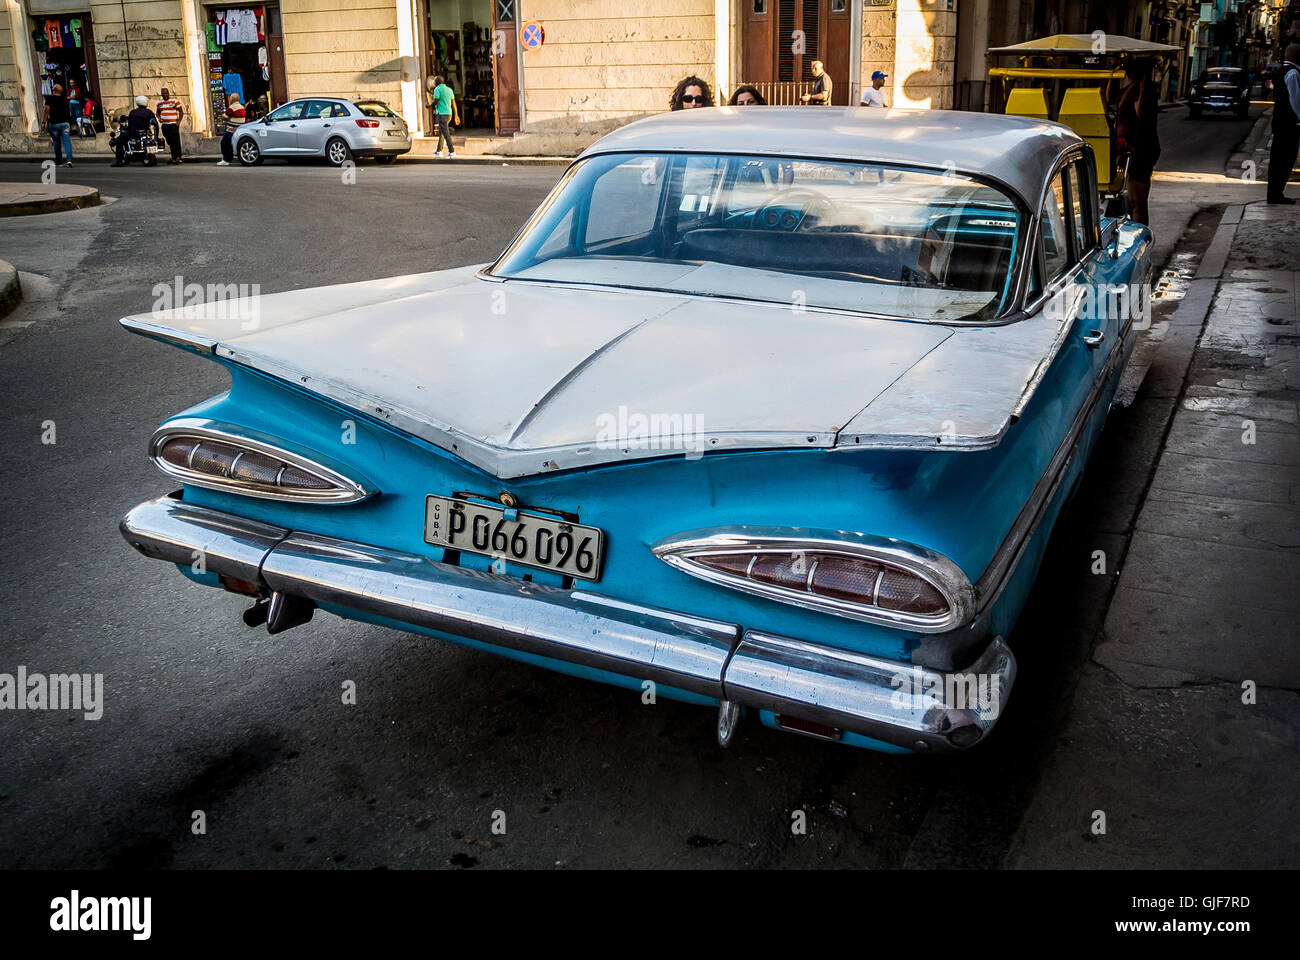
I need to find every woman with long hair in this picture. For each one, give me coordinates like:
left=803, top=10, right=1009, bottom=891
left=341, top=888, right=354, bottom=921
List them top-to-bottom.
left=1116, top=58, right=1161, bottom=227
left=669, top=76, right=714, bottom=110
left=728, top=84, right=766, bottom=106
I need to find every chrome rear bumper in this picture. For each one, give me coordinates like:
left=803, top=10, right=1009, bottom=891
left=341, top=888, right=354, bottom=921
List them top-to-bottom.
left=121, top=495, right=1015, bottom=752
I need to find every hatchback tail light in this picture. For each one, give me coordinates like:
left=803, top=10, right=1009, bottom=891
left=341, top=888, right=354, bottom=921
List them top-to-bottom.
left=355, top=119, right=380, bottom=128
left=149, top=420, right=374, bottom=504
left=653, top=528, right=975, bottom=632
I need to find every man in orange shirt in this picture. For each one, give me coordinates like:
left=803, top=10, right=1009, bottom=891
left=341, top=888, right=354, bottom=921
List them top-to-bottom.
left=156, top=88, right=184, bottom=164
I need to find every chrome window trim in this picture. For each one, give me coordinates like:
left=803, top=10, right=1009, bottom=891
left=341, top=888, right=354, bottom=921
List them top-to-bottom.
left=148, top=418, right=376, bottom=505
left=651, top=527, right=976, bottom=633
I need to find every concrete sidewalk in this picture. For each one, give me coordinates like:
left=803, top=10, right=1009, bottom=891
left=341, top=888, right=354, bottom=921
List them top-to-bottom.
left=0, top=182, right=99, bottom=217
left=1009, top=198, right=1300, bottom=867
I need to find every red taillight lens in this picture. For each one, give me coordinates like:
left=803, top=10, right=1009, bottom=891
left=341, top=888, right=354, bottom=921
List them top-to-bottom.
left=355, top=118, right=380, bottom=128
left=154, top=435, right=363, bottom=501
left=684, top=550, right=948, bottom=618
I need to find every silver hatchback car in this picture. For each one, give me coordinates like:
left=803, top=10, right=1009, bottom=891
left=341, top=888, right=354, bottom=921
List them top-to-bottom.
left=233, top=98, right=412, bottom=166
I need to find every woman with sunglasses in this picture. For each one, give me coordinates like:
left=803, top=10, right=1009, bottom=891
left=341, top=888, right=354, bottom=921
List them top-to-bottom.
left=670, top=76, right=714, bottom=110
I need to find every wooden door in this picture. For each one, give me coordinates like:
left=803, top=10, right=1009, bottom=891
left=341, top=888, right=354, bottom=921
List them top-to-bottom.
left=492, top=0, right=520, bottom=135
left=741, top=0, right=849, bottom=103
left=825, top=0, right=850, bottom=104
left=82, top=17, right=104, bottom=128
left=267, top=34, right=287, bottom=107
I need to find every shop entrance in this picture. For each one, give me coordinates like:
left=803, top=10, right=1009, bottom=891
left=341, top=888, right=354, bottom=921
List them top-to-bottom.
left=417, top=0, right=520, bottom=138
left=202, top=4, right=287, bottom=135
left=30, top=11, right=103, bottom=133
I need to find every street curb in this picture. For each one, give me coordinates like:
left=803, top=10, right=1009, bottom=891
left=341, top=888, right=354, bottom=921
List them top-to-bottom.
left=0, top=153, right=571, bottom=167
left=0, top=184, right=100, bottom=217
left=0, top=259, right=21, bottom=320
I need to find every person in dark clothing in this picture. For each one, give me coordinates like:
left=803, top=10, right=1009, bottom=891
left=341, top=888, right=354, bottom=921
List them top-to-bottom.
left=1268, top=44, right=1300, bottom=204
left=1116, top=59, right=1161, bottom=226
left=801, top=61, right=832, bottom=105
left=43, top=84, right=73, bottom=167
left=112, top=95, right=159, bottom=166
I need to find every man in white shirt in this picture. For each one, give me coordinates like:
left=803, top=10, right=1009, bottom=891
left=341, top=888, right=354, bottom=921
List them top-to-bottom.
left=861, top=70, right=888, bottom=107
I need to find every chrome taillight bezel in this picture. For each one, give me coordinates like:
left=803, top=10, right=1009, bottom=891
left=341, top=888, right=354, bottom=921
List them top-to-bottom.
left=148, top=419, right=376, bottom=505
left=651, top=526, right=976, bottom=633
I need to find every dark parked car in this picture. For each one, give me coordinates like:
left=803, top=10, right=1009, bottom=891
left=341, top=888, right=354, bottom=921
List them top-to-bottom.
left=1188, top=66, right=1251, bottom=118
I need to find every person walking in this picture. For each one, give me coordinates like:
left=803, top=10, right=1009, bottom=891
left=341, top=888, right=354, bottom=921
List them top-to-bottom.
left=1267, top=44, right=1300, bottom=204
left=1116, top=59, right=1161, bottom=227
left=801, top=61, right=832, bottom=105
left=860, top=70, right=888, bottom=107
left=428, top=75, right=458, bottom=157
left=669, top=76, right=714, bottom=110
left=43, top=83, right=73, bottom=167
left=156, top=87, right=184, bottom=165
left=217, top=93, right=245, bottom=166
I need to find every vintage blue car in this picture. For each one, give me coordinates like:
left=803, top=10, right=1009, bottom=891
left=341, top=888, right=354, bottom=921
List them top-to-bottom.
left=120, top=107, right=1151, bottom=753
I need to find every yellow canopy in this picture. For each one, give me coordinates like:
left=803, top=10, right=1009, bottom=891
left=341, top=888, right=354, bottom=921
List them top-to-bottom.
left=987, top=33, right=1181, bottom=56
left=988, top=67, right=1126, bottom=79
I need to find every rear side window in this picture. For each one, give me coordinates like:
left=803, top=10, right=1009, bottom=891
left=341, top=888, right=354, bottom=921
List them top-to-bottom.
left=355, top=102, right=396, bottom=117
left=1041, top=172, right=1070, bottom=283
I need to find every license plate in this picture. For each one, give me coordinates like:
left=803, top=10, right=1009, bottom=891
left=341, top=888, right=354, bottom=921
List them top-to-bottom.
left=146, top=145, right=158, bottom=153
left=424, top=495, right=604, bottom=581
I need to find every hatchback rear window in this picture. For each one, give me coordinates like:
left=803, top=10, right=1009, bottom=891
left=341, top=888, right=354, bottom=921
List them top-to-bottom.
left=355, top=102, right=397, bottom=118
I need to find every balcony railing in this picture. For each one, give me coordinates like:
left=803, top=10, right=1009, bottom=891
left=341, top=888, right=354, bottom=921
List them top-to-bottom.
left=733, top=80, right=814, bottom=105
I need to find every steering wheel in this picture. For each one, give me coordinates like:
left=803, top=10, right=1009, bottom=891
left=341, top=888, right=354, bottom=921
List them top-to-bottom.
left=755, top=189, right=833, bottom=232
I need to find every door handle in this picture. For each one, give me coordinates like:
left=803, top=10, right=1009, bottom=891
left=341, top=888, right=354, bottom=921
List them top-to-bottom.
left=322, top=123, right=330, bottom=127
left=1083, top=329, right=1105, bottom=349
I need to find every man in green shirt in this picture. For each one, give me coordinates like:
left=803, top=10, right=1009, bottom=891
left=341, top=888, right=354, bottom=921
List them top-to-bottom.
left=427, top=75, right=459, bottom=157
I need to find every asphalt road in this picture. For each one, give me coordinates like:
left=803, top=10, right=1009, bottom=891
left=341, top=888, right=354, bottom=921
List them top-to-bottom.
left=0, top=104, right=1266, bottom=869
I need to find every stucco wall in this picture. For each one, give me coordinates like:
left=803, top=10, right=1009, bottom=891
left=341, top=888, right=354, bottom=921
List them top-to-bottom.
left=94, top=0, right=190, bottom=117
left=281, top=0, right=401, bottom=103
left=518, top=0, right=714, bottom=126
left=0, top=4, right=20, bottom=136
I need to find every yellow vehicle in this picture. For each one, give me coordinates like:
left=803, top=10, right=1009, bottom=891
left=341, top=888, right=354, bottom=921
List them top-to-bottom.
left=987, top=34, right=1181, bottom=196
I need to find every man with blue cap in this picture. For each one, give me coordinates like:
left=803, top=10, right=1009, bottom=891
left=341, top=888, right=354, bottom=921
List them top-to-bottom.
left=861, top=70, right=888, bottom=107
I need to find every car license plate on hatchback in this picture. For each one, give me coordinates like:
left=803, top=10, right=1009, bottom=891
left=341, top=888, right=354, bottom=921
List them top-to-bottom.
left=425, top=495, right=604, bottom=581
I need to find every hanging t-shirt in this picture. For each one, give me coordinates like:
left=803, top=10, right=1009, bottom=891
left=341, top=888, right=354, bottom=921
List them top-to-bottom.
left=239, top=9, right=259, bottom=44
left=225, top=10, right=243, bottom=42
left=214, top=12, right=228, bottom=45
left=69, top=18, right=83, bottom=48
left=45, top=19, right=62, bottom=48
left=60, top=20, right=74, bottom=47
left=205, top=22, right=220, bottom=52
left=32, top=27, right=49, bottom=53
left=222, top=72, right=244, bottom=101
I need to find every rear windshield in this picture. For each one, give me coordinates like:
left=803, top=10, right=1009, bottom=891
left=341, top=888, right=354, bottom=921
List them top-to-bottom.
left=355, top=102, right=397, bottom=117
left=491, top=152, right=1026, bottom=323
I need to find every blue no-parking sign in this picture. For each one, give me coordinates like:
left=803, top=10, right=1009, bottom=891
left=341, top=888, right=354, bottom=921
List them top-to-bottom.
left=520, top=21, right=544, bottom=50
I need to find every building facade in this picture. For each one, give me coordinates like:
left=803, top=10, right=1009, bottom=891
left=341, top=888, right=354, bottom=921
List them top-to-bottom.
left=0, top=0, right=1270, bottom=156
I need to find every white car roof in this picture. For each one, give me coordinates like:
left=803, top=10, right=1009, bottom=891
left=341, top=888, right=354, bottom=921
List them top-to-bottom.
left=579, top=106, right=1083, bottom=206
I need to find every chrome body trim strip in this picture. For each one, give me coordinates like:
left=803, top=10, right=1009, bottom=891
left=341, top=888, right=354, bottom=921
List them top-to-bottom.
left=973, top=312, right=1131, bottom=608
left=119, top=496, right=1013, bottom=750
